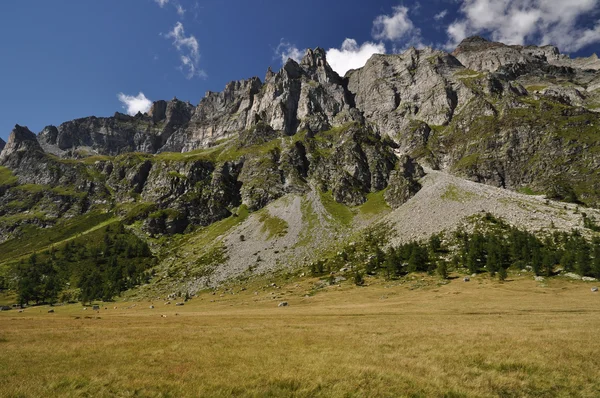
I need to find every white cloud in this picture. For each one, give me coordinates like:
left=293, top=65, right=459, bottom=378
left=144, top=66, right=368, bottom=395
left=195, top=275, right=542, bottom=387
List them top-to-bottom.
left=154, top=0, right=169, bottom=8
left=446, top=0, right=600, bottom=52
left=176, top=4, right=186, bottom=17
left=371, top=6, right=425, bottom=51
left=373, top=6, right=420, bottom=42
left=434, top=10, right=448, bottom=21
left=165, top=22, right=205, bottom=79
left=326, top=39, right=386, bottom=76
left=275, top=40, right=306, bottom=64
left=117, top=92, right=152, bottom=116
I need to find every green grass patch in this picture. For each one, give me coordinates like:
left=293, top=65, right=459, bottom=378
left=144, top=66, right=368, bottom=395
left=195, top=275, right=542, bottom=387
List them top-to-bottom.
left=525, top=85, right=547, bottom=92
left=217, top=138, right=281, bottom=162
left=0, top=167, right=18, bottom=188
left=12, top=184, right=46, bottom=194
left=441, top=184, right=477, bottom=202
left=517, top=186, right=542, bottom=196
left=358, top=190, right=390, bottom=216
left=319, top=191, right=354, bottom=226
left=296, top=198, right=321, bottom=248
left=0, top=211, right=117, bottom=264
left=257, top=211, right=288, bottom=240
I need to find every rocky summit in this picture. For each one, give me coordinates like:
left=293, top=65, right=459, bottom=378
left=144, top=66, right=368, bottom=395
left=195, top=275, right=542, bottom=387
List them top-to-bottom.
left=1, top=36, right=600, bottom=293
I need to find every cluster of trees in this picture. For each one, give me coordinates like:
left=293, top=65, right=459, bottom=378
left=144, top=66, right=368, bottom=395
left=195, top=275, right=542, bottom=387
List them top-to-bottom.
left=311, top=215, right=600, bottom=283
left=14, top=223, right=154, bottom=305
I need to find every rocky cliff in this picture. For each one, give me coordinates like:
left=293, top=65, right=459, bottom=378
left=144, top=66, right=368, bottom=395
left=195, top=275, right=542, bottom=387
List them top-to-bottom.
left=1, top=35, right=600, bottom=265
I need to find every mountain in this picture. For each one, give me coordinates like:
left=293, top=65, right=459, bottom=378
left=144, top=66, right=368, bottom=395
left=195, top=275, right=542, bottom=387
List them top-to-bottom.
left=1, top=36, right=600, bottom=297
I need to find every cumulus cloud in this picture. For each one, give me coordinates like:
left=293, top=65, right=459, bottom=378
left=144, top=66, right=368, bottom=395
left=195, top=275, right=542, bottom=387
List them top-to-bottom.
left=154, top=0, right=169, bottom=7
left=446, top=0, right=600, bottom=52
left=373, top=6, right=422, bottom=43
left=434, top=10, right=448, bottom=21
left=165, top=22, right=205, bottom=79
left=326, top=39, right=386, bottom=76
left=275, top=40, right=306, bottom=64
left=117, top=92, right=152, bottom=116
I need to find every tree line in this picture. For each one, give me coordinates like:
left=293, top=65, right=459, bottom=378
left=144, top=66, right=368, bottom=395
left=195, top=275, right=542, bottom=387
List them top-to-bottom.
left=311, top=215, right=600, bottom=283
left=13, top=223, right=154, bottom=305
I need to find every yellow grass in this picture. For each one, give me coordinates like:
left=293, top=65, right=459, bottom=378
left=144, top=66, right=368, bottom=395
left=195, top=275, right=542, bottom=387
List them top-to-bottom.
left=1, top=274, right=600, bottom=397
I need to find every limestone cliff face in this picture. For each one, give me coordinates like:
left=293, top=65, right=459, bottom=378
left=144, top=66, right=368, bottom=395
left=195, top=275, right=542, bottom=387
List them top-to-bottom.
left=2, top=36, right=600, bottom=240
left=347, top=47, right=473, bottom=140
left=37, top=99, right=194, bottom=156
left=0, top=125, right=43, bottom=162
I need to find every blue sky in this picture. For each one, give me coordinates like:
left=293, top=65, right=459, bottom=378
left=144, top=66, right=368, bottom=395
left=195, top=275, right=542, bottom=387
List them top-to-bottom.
left=1, top=0, right=600, bottom=141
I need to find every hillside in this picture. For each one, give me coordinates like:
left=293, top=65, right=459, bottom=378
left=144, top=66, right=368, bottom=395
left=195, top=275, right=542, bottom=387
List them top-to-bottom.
left=1, top=36, right=600, bottom=301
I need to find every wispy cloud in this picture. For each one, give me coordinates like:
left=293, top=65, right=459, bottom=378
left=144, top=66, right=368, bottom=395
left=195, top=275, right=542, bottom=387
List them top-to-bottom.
left=154, top=0, right=169, bottom=8
left=446, top=0, right=600, bottom=52
left=176, top=3, right=186, bottom=17
left=434, top=10, right=448, bottom=21
left=165, top=22, right=205, bottom=79
left=275, top=39, right=306, bottom=64
left=117, top=92, right=152, bottom=115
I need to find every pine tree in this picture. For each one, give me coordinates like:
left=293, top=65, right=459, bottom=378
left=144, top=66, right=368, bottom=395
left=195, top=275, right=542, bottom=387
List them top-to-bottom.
left=576, top=240, right=591, bottom=276
left=436, top=259, right=448, bottom=279
left=498, top=266, right=508, bottom=281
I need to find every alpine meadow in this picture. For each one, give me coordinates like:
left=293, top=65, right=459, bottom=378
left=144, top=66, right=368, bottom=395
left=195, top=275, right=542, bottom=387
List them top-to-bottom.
left=2, top=1, right=600, bottom=397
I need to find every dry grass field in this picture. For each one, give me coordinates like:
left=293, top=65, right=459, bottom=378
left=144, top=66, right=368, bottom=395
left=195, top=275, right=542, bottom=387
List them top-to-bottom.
left=1, top=274, right=600, bottom=397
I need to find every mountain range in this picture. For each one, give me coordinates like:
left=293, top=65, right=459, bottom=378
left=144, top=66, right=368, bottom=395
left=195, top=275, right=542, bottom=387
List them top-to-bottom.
left=1, top=35, right=600, bottom=296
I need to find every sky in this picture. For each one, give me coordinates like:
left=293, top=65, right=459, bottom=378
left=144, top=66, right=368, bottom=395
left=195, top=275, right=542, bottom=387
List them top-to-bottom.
left=1, top=0, right=600, bottom=141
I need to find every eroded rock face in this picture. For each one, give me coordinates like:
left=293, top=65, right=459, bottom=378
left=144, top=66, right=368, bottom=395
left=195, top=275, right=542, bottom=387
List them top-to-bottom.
left=3, top=36, right=600, bottom=241
left=347, top=47, right=474, bottom=141
left=36, top=99, right=194, bottom=156
left=0, top=125, right=43, bottom=162
left=0, top=137, right=7, bottom=152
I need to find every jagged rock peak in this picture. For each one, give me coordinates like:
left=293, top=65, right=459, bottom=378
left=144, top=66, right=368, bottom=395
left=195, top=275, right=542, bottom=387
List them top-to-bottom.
left=453, top=35, right=502, bottom=54
left=300, top=47, right=327, bottom=68
left=265, top=66, right=275, bottom=82
left=149, top=100, right=168, bottom=122
left=0, top=125, right=43, bottom=162
left=0, top=137, right=5, bottom=152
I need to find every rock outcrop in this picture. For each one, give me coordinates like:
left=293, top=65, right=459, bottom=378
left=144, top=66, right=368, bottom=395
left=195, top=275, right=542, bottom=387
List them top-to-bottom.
left=0, top=125, right=43, bottom=162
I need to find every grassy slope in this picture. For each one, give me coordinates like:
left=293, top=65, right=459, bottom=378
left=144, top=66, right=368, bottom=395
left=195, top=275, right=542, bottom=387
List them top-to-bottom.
left=0, top=211, right=117, bottom=264
left=1, top=274, right=599, bottom=397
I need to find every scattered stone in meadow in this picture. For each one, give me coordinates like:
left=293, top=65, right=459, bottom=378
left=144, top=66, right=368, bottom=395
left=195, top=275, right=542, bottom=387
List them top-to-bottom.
left=564, top=272, right=582, bottom=280
left=471, top=274, right=477, bottom=278
left=534, top=276, right=545, bottom=282
left=463, top=277, right=470, bottom=282
left=582, top=277, right=597, bottom=282
left=592, top=287, right=599, bottom=292
left=165, top=302, right=171, bottom=305
left=176, top=302, right=184, bottom=306
left=278, top=302, right=288, bottom=307
left=92, top=305, right=100, bottom=311
left=149, top=305, right=154, bottom=309
left=83, top=307, right=87, bottom=311
left=48, top=309, right=54, bottom=313
left=161, top=314, right=167, bottom=318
